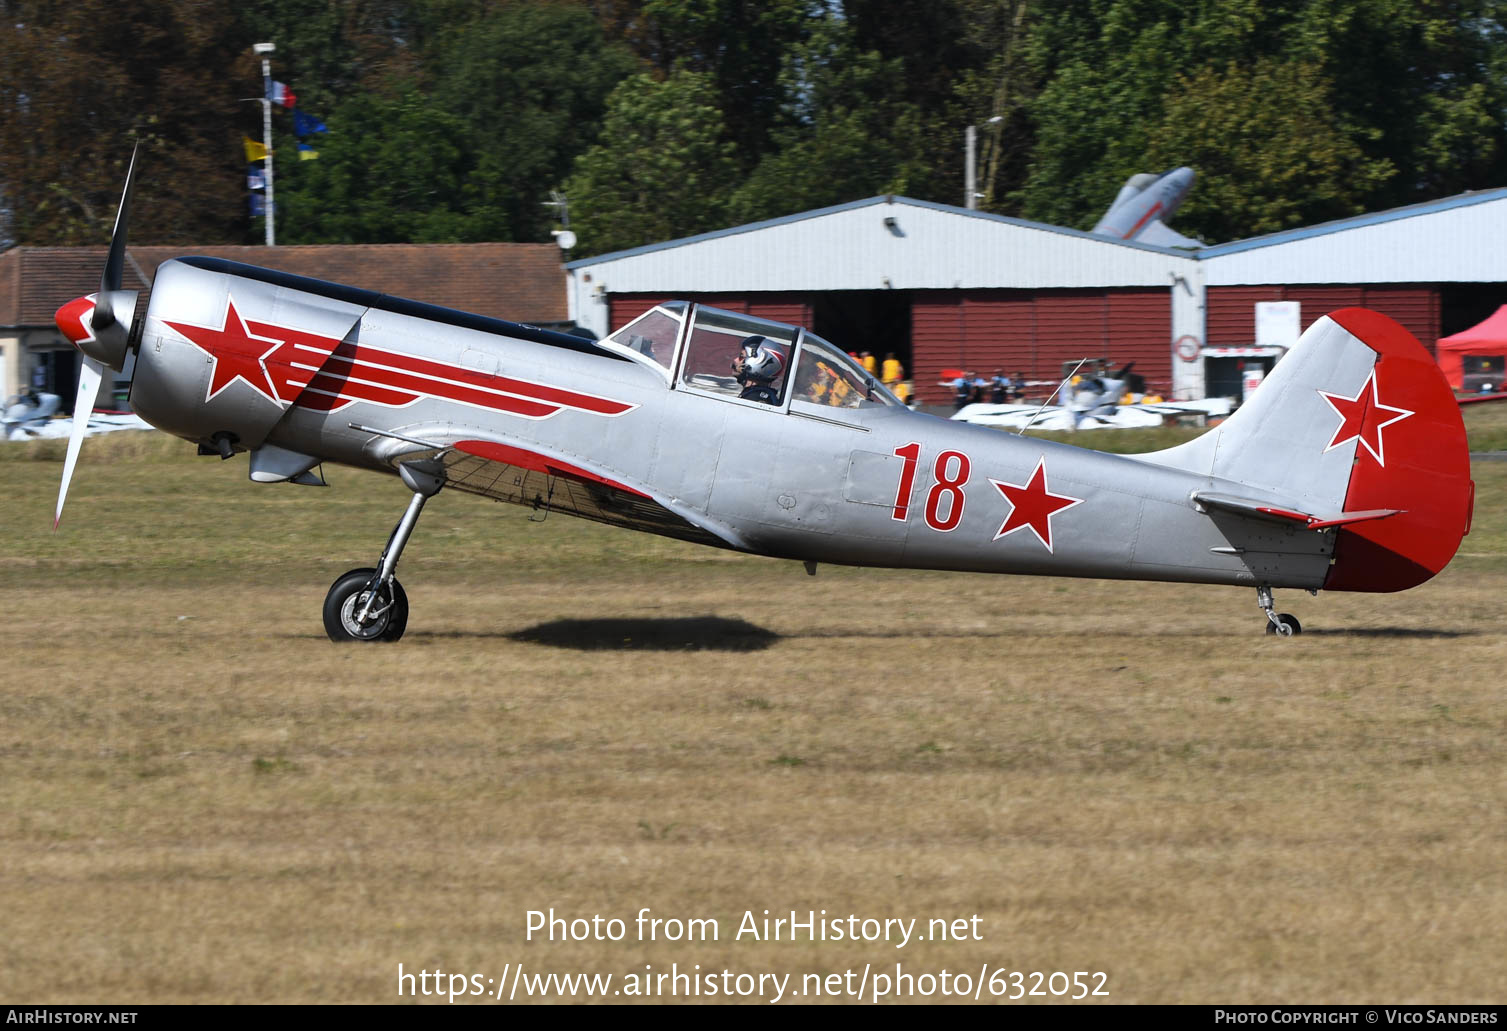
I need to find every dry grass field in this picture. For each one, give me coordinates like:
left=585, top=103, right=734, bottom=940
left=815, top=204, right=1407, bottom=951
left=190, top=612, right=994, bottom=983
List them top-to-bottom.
left=2, top=415, right=1505, bottom=1004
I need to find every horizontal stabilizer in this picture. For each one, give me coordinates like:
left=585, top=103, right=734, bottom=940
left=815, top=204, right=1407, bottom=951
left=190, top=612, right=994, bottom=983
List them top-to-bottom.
left=1135, top=220, right=1204, bottom=249
left=1193, top=491, right=1402, bottom=531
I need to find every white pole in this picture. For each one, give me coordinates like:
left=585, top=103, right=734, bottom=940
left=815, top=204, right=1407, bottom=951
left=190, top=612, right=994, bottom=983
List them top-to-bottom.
left=258, top=48, right=275, bottom=246
left=964, top=124, right=977, bottom=210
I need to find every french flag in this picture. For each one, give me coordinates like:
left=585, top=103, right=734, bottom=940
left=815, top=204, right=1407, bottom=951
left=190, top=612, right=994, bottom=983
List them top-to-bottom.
left=266, top=81, right=297, bottom=108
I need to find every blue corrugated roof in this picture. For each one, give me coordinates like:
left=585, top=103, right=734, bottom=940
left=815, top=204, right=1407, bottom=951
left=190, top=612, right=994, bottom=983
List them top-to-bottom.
left=564, top=186, right=1507, bottom=269
left=1196, top=187, right=1507, bottom=256
left=563, top=195, right=1196, bottom=268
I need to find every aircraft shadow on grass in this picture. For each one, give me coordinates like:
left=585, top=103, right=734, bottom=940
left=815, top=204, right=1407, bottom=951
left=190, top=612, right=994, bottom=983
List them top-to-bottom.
left=505, top=616, right=780, bottom=651
left=1299, top=627, right=1476, bottom=639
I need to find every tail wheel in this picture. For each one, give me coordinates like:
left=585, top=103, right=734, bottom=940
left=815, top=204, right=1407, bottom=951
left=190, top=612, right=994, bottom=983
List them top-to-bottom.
left=323, top=567, right=409, bottom=642
left=1264, top=613, right=1302, bottom=637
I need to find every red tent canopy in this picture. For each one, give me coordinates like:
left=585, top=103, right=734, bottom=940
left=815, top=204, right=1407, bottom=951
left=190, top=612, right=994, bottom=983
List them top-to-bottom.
left=1437, top=305, right=1507, bottom=390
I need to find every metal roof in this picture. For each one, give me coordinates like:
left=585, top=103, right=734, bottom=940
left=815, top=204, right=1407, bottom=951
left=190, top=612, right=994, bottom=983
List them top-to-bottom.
left=1197, top=187, right=1507, bottom=257
left=564, top=195, right=1196, bottom=270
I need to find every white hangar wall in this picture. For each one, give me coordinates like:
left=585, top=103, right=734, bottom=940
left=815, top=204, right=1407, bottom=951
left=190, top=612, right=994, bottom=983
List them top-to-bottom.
left=565, top=188, right=1507, bottom=403
left=1197, top=189, right=1507, bottom=370
left=1202, top=191, right=1507, bottom=286
left=567, top=197, right=1201, bottom=401
left=568, top=197, right=1194, bottom=309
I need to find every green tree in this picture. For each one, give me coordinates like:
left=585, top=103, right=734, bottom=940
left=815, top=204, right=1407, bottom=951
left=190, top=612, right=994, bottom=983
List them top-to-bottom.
left=0, top=0, right=254, bottom=245
left=236, top=0, right=435, bottom=116
left=607, top=0, right=824, bottom=166
left=839, top=0, right=1010, bottom=207
left=950, top=0, right=1038, bottom=213
left=1019, top=0, right=1507, bottom=240
left=427, top=2, right=641, bottom=240
left=728, top=17, right=929, bottom=222
left=1142, top=59, right=1394, bottom=240
left=563, top=70, right=739, bottom=254
left=276, top=87, right=502, bottom=244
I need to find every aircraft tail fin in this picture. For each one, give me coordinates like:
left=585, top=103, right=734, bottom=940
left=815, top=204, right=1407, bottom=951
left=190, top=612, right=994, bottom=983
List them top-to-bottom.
left=1141, top=309, right=1473, bottom=592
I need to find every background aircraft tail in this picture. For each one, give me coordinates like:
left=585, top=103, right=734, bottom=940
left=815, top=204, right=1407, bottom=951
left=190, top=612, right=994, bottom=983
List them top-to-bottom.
left=1141, top=309, right=1473, bottom=592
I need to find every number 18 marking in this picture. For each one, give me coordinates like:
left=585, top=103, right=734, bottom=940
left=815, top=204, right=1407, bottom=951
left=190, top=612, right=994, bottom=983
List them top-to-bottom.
left=892, top=443, right=972, bottom=532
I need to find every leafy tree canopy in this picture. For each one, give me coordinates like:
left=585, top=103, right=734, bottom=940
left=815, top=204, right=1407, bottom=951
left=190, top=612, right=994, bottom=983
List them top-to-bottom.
left=0, top=0, right=253, bottom=245
left=5, top=0, right=1507, bottom=252
left=1019, top=0, right=1507, bottom=236
left=562, top=69, right=739, bottom=254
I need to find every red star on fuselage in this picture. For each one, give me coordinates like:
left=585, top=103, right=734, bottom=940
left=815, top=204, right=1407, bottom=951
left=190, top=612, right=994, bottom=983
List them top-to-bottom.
left=162, top=297, right=284, bottom=404
left=1317, top=368, right=1413, bottom=467
left=989, top=457, right=1084, bottom=552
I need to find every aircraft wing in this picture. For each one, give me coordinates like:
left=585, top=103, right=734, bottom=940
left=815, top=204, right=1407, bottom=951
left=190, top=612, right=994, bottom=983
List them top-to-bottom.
left=1134, top=220, right=1204, bottom=249
left=1130, top=397, right=1236, bottom=421
left=951, top=402, right=1050, bottom=421
left=375, top=433, right=747, bottom=551
left=1192, top=490, right=1402, bottom=531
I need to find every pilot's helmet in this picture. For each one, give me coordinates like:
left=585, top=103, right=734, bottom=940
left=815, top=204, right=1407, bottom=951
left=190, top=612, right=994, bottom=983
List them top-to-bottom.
left=735, top=336, right=785, bottom=383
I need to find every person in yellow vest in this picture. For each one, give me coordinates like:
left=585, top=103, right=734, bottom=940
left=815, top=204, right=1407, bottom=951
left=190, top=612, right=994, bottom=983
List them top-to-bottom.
left=860, top=351, right=877, bottom=375
left=881, top=353, right=904, bottom=386
left=798, top=360, right=858, bottom=407
left=822, top=362, right=856, bottom=407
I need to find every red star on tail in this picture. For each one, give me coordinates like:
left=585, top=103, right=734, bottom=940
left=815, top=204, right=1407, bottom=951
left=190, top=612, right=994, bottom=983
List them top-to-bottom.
left=163, top=297, right=284, bottom=404
left=1317, top=368, right=1413, bottom=467
left=989, top=457, right=1084, bottom=553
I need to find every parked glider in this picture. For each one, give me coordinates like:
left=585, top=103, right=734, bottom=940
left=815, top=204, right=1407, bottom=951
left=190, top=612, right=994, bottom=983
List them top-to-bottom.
left=52, top=150, right=1472, bottom=639
left=953, top=364, right=1234, bottom=431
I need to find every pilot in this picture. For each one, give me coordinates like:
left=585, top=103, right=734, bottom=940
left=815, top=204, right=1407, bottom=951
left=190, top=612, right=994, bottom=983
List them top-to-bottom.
left=732, top=336, right=785, bottom=404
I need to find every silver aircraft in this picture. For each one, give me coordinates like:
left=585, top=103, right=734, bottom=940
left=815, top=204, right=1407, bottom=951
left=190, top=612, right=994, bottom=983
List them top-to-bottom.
left=52, top=151, right=1473, bottom=640
left=1092, top=166, right=1203, bottom=248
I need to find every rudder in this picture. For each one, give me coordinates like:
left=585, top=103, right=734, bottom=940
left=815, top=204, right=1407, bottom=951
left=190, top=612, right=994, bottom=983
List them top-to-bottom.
left=1144, top=308, right=1472, bottom=592
left=1318, top=309, right=1471, bottom=591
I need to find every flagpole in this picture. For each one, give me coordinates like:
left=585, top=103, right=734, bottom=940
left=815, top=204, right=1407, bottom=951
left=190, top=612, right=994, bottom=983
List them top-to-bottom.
left=254, top=42, right=276, bottom=246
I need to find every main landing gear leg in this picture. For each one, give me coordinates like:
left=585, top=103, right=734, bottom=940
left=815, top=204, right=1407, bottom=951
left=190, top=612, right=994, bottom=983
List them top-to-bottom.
left=323, top=461, right=445, bottom=643
left=1257, top=584, right=1302, bottom=638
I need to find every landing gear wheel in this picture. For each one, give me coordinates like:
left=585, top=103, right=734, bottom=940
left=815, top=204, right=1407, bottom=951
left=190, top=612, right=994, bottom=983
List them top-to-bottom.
left=323, top=567, right=409, bottom=643
left=1264, top=613, right=1302, bottom=637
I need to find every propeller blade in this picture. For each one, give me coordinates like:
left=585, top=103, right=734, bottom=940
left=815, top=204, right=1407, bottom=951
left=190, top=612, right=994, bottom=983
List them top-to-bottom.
left=93, top=142, right=142, bottom=330
left=102, top=142, right=141, bottom=293
left=54, top=356, right=104, bottom=530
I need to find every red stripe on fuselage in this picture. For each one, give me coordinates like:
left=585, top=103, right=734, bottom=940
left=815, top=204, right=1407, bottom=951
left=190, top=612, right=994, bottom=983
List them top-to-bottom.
left=1125, top=201, right=1164, bottom=239
left=235, top=317, right=634, bottom=419
left=247, top=320, right=633, bottom=417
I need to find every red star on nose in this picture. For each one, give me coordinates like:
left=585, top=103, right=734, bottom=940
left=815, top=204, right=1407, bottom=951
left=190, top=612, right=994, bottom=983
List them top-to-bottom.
left=163, top=297, right=284, bottom=404
left=1317, top=368, right=1413, bottom=467
left=989, top=457, right=1084, bottom=552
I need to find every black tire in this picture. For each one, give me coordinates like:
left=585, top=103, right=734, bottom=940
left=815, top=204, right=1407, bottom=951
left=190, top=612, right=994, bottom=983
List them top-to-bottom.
left=323, top=567, right=409, bottom=643
left=1264, top=613, right=1302, bottom=637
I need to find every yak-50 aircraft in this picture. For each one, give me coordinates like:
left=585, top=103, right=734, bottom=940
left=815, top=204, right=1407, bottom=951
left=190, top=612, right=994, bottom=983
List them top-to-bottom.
left=52, top=151, right=1473, bottom=640
left=1092, top=167, right=1203, bottom=249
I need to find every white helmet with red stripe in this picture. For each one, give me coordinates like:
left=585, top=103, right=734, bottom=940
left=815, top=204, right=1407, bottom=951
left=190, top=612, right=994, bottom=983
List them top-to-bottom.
left=733, top=336, right=785, bottom=384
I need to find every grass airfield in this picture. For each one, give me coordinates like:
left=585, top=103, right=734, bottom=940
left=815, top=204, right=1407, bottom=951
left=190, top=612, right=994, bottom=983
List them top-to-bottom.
left=1, top=417, right=1505, bottom=1004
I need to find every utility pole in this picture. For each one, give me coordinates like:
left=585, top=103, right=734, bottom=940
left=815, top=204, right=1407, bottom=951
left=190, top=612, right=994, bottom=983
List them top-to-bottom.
left=254, top=42, right=276, bottom=246
left=964, top=116, right=1004, bottom=211
left=964, top=125, right=977, bottom=210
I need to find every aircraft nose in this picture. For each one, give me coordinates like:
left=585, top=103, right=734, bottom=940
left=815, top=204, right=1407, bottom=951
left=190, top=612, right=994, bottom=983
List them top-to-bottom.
left=54, top=294, right=98, bottom=350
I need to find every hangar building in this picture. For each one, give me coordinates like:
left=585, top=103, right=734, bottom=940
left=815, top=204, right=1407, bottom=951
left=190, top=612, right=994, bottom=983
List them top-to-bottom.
left=564, top=190, right=1507, bottom=403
